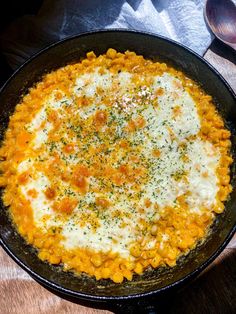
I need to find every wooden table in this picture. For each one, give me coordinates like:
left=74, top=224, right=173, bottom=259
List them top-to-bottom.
left=0, top=39, right=235, bottom=314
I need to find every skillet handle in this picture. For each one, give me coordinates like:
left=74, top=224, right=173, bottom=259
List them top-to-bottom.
left=111, top=296, right=170, bottom=313
left=113, top=304, right=158, bottom=313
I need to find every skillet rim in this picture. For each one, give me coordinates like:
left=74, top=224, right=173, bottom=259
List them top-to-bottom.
left=0, top=29, right=235, bottom=301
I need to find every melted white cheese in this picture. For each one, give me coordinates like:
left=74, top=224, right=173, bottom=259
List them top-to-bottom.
left=17, top=68, right=221, bottom=258
left=74, top=70, right=112, bottom=98
left=21, top=173, right=59, bottom=230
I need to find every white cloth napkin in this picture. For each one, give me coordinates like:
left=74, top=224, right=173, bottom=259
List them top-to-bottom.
left=0, top=0, right=213, bottom=70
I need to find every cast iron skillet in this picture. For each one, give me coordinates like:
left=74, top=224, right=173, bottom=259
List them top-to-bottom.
left=0, top=30, right=236, bottom=312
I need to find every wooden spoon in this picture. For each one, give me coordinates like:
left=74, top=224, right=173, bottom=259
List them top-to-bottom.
left=204, top=0, right=236, bottom=51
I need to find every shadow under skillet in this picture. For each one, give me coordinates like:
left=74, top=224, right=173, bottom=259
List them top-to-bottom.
left=204, top=39, right=236, bottom=66
left=169, top=249, right=236, bottom=314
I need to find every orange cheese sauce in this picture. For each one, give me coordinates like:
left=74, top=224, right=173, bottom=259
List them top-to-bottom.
left=0, top=49, right=232, bottom=284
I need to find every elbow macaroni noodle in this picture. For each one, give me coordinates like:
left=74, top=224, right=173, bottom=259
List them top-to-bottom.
left=0, top=49, right=232, bottom=283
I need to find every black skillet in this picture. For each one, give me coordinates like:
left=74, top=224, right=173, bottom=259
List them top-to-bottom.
left=0, top=30, right=235, bottom=313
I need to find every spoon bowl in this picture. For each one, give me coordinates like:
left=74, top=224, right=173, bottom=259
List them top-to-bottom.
left=204, top=0, right=236, bottom=51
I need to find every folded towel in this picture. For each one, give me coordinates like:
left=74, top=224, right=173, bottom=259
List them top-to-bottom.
left=0, top=0, right=213, bottom=70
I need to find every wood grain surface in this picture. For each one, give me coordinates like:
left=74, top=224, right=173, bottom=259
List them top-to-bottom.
left=0, top=39, right=236, bottom=314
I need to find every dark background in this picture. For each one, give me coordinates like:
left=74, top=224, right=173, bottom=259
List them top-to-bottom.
left=0, top=0, right=43, bottom=87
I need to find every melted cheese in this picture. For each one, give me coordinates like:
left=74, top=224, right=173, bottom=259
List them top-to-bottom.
left=17, top=68, right=220, bottom=258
